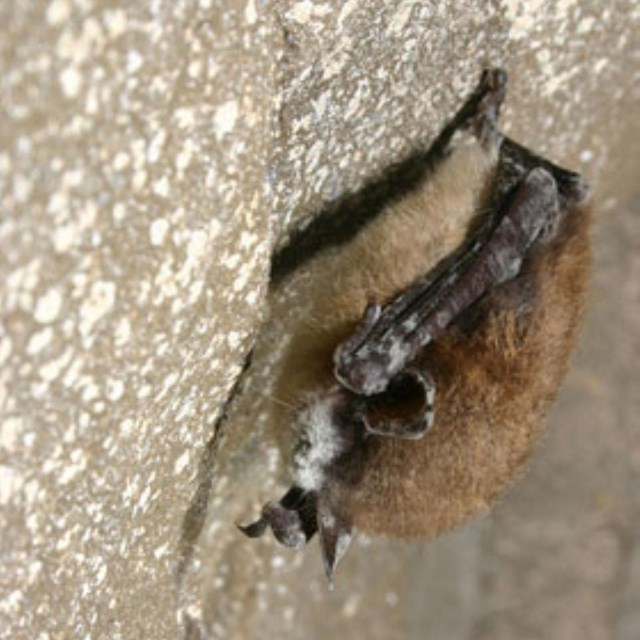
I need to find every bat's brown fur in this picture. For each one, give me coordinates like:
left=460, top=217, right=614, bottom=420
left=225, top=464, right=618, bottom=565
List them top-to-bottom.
left=269, top=136, right=590, bottom=540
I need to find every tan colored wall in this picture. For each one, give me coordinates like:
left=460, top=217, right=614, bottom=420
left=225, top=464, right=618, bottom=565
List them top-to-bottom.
left=1, top=1, right=638, bottom=639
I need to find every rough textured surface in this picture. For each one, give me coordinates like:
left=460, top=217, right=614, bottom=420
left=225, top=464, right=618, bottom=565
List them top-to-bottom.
left=1, top=1, right=639, bottom=639
left=1, top=1, right=272, bottom=638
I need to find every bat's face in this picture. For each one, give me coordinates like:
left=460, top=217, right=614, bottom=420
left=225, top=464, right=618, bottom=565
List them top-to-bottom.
left=240, top=68, right=591, bottom=585
left=291, top=387, right=353, bottom=494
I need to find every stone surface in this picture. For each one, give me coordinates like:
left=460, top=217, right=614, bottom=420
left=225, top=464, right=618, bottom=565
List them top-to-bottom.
left=1, top=1, right=639, bottom=639
left=1, top=1, right=273, bottom=638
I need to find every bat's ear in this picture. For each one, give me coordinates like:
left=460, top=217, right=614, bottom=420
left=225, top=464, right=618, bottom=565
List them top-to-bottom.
left=317, top=496, right=353, bottom=587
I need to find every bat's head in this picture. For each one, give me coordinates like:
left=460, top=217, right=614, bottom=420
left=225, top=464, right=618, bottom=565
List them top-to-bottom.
left=239, top=377, right=433, bottom=584
left=238, top=388, right=359, bottom=585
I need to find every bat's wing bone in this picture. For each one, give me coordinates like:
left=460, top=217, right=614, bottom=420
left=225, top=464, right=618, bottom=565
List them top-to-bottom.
left=334, top=167, right=563, bottom=396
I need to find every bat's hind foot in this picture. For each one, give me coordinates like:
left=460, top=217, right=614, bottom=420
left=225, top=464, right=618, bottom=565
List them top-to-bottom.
left=470, top=67, right=507, bottom=148
left=238, top=486, right=318, bottom=548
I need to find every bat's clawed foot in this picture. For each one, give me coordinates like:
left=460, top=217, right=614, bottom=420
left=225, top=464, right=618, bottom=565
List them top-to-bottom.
left=362, top=368, right=435, bottom=439
left=238, top=486, right=318, bottom=549
left=239, top=486, right=354, bottom=586
left=238, top=501, right=306, bottom=548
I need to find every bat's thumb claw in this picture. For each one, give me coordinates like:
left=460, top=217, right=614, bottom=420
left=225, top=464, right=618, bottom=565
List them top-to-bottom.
left=318, top=498, right=353, bottom=586
left=237, top=518, right=269, bottom=539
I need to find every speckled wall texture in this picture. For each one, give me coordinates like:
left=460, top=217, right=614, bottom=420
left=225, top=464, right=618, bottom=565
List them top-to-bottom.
left=1, top=1, right=638, bottom=639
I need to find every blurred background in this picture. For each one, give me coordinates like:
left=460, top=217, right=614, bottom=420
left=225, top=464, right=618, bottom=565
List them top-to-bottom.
left=1, top=1, right=638, bottom=639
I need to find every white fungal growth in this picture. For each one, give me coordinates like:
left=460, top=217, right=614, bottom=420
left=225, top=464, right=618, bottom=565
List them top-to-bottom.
left=386, top=339, right=411, bottom=378
left=426, top=386, right=435, bottom=406
left=293, top=395, right=343, bottom=491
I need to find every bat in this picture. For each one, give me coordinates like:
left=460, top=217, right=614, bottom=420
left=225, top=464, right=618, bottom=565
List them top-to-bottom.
left=238, top=68, right=591, bottom=586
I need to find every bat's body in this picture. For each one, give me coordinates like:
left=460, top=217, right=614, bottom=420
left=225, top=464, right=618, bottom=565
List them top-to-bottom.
left=240, top=70, right=591, bottom=583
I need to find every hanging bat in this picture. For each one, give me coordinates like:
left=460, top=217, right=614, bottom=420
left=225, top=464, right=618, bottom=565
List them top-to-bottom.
left=239, top=68, right=591, bottom=585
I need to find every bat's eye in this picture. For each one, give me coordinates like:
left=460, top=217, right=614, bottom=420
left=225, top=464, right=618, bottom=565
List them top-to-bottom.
left=362, top=370, right=434, bottom=440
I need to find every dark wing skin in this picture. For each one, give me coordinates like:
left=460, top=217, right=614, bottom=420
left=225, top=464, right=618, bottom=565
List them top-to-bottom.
left=332, top=157, right=586, bottom=397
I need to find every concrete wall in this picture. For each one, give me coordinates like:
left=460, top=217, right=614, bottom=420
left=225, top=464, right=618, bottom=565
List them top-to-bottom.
left=1, top=1, right=638, bottom=639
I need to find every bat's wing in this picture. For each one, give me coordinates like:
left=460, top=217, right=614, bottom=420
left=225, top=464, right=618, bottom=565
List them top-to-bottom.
left=334, top=139, right=588, bottom=399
